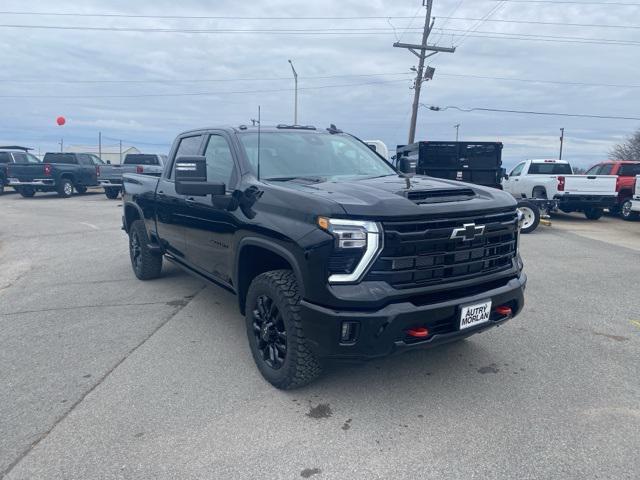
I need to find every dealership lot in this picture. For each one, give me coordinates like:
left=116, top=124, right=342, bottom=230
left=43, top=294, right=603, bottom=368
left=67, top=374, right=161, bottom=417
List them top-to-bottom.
left=1, top=191, right=638, bottom=479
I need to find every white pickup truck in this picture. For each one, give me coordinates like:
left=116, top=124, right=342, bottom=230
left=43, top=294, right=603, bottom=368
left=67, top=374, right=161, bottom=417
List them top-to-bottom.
left=502, top=159, right=618, bottom=220
left=623, top=175, right=640, bottom=220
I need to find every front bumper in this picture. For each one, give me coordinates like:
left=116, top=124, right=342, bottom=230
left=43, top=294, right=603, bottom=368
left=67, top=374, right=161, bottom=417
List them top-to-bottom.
left=554, top=194, right=617, bottom=209
left=299, top=273, right=526, bottom=361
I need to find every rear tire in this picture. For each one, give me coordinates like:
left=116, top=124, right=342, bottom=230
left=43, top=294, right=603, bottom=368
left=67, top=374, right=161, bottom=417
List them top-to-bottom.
left=57, top=178, right=74, bottom=198
left=0, top=182, right=4, bottom=195
left=75, top=185, right=88, bottom=194
left=17, top=186, right=36, bottom=198
left=105, top=187, right=120, bottom=199
left=621, top=199, right=638, bottom=221
left=517, top=200, right=540, bottom=234
left=584, top=207, right=603, bottom=220
left=128, top=220, right=163, bottom=280
left=245, top=270, right=322, bottom=389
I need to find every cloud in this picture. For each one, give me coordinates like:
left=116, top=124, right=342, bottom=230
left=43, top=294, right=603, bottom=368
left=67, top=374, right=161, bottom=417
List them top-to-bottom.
left=0, top=0, right=638, bottom=166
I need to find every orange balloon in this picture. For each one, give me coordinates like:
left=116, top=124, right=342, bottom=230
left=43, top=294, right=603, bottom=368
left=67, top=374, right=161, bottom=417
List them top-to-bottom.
left=56, top=116, right=66, bottom=126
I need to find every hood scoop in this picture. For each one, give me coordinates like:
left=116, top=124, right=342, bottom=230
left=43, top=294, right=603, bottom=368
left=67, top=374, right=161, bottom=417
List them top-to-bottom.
left=404, top=188, right=476, bottom=204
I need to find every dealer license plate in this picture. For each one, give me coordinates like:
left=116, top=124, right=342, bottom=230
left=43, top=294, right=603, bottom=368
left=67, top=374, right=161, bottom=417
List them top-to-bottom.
left=460, top=300, right=492, bottom=330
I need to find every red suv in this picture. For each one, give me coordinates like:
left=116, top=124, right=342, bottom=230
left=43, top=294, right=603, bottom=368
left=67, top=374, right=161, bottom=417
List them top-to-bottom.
left=585, top=161, right=640, bottom=214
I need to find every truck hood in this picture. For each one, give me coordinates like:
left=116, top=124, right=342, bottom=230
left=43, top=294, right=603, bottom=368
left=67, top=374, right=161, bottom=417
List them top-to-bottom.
left=267, top=174, right=516, bottom=218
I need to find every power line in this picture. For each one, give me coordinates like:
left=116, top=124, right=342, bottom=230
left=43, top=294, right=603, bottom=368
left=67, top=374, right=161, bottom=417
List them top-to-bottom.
left=455, top=0, right=507, bottom=47
left=487, top=1, right=640, bottom=5
left=438, top=16, right=640, bottom=29
left=435, top=27, right=640, bottom=44
left=0, top=71, right=412, bottom=84
left=437, top=72, right=640, bottom=89
left=0, top=78, right=411, bottom=99
left=422, top=103, right=640, bottom=121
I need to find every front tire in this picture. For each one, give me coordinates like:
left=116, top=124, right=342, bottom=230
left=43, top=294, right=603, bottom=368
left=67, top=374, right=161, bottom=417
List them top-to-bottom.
left=57, top=178, right=74, bottom=198
left=75, top=185, right=88, bottom=194
left=105, top=187, right=120, bottom=199
left=621, top=199, right=638, bottom=221
left=517, top=200, right=540, bottom=234
left=584, top=207, right=603, bottom=220
left=128, top=220, right=162, bottom=280
left=245, top=270, right=322, bottom=389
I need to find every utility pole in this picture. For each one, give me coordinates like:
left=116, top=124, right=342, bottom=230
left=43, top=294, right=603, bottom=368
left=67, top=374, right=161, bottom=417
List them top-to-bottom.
left=394, top=0, right=455, bottom=144
left=288, top=59, right=298, bottom=124
left=454, top=123, right=461, bottom=142
left=559, top=127, right=565, bottom=160
left=98, top=132, right=102, bottom=161
left=59, top=138, right=63, bottom=152
left=119, top=140, right=123, bottom=164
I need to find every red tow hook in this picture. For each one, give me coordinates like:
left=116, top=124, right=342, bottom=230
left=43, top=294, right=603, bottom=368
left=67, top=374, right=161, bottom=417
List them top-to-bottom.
left=495, top=305, right=512, bottom=317
left=406, top=327, right=429, bottom=338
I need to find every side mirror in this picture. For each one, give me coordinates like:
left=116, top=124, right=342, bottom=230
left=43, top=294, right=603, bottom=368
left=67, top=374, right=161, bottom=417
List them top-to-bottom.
left=175, top=155, right=225, bottom=196
left=398, top=157, right=416, bottom=174
left=106, top=160, right=111, bottom=165
left=501, top=168, right=508, bottom=180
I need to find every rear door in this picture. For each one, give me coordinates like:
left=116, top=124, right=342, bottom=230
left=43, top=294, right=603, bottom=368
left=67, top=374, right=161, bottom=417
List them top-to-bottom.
left=182, top=132, right=240, bottom=283
left=155, top=134, right=205, bottom=259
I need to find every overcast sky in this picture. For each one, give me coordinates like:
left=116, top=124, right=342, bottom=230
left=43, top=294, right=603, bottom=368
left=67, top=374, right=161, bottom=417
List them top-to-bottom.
left=0, top=0, right=638, bottom=168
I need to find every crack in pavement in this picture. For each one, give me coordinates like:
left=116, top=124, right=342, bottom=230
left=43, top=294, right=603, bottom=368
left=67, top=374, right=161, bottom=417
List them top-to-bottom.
left=0, top=285, right=205, bottom=479
left=0, top=300, right=186, bottom=317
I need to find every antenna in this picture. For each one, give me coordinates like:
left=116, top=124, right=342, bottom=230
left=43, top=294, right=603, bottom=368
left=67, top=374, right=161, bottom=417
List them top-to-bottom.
left=257, top=105, right=261, bottom=181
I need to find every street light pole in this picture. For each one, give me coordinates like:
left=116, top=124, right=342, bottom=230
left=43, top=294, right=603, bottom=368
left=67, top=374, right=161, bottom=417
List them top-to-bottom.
left=288, top=59, right=298, bottom=125
left=454, top=123, right=460, bottom=142
left=559, top=127, right=565, bottom=160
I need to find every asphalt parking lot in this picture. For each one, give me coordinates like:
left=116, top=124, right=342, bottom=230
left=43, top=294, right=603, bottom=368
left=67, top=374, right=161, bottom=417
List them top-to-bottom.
left=1, top=189, right=639, bottom=480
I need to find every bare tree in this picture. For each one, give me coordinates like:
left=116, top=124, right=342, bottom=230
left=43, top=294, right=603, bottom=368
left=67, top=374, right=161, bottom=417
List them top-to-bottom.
left=609, top=128, right=640, bottom=160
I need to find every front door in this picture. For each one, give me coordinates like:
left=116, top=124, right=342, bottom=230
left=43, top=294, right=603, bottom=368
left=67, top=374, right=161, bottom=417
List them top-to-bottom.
left=183, top=133, right=239, bottom=284
left=154, top=134, right=204, bottom=259
left=504, top=162, right=525, bottom=195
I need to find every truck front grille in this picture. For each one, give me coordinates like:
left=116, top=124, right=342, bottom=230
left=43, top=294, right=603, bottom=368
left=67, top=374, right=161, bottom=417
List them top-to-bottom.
left=366, top=209, right=518, bottom=289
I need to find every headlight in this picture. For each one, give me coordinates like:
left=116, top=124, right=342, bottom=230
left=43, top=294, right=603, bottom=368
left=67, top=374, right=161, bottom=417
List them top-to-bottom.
left=318, top=217, right=382, bottom=284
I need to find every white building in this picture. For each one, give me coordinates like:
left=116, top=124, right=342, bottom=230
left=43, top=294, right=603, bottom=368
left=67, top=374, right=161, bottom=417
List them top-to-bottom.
left=66, top=145, right=141, bottom=164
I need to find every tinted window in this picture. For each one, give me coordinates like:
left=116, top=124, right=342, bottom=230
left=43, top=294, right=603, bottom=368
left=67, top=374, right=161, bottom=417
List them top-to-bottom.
left=170, top=135, right=202, bottom=178
left=203, top=135, right=235, bottom=187
left=0, top=152, right=11, bottom=163
left=13, top=153, right=28, bottom=163
left=26, top=153, right=40, bottom=164
left=43, top=153, right=78, bottom=164
left=77, top=154, right=93, bottom=165
left=124, top=154, right=159, bottom=165
left=510, top=162, right=525, bottom=176
left=527, top=163, right=573, bottom=175
left=618, top=163, right=640, bottom=176
left=598, top=164, right=613, bottom=175
left=585, top=165, right=600, bottom=175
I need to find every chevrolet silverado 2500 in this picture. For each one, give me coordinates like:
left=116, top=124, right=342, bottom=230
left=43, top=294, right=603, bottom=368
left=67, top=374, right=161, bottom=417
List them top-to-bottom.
left=122, top=125, right=527, bottom=389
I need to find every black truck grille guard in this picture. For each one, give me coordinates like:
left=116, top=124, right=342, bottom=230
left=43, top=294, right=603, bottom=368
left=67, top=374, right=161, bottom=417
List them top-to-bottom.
left=365, top=209, right=519, bottom=289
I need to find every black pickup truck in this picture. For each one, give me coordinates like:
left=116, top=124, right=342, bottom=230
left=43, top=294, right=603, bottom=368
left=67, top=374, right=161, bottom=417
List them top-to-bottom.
left=122, top=125, right=527, bottom=389
left=0, top=147, right=41, bottom=194
left=8, top=152, right=100, bottom=197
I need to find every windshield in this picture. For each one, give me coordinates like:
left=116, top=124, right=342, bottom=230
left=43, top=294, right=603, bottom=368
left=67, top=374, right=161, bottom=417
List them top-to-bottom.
left=238, top=132, right=395, bottom=180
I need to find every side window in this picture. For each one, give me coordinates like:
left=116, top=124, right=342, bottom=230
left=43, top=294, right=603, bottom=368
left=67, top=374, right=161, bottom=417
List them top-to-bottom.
left=170, top=135, right=202, bottom=179
left=203, top=135, right=235, bottom=188
left=0, top=152, right=10, bottom=163
left=12, top=153, right=28, bottom=163
left=26, top=153, right=40, bottom=164
left=78, top=154, right=92, bottom=165
left=510, top=162, right=525, bottom=177
left=599, top=164, right=613, bottom=175
left=585, top=165, right=600, bottom=175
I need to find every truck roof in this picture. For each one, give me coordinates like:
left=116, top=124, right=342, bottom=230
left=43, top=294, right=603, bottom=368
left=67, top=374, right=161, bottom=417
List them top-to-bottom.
left=178, top=125, right=331, bottom=136
left=528, top=159, right=570, bottom=164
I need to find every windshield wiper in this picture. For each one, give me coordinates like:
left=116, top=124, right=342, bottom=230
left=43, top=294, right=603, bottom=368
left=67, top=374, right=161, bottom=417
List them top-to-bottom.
left=264, top=176, right=325, bottom=183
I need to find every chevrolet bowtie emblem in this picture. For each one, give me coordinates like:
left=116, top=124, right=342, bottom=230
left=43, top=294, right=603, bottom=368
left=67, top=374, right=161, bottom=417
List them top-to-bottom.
left=450, top=223, right=485, bottom=242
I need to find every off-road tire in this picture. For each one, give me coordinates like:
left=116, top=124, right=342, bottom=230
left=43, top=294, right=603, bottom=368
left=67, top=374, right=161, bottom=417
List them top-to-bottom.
left=57, top=178, right=74, bottom=198
left=75, top=185, right=88, bottom=194
left=17, top=186, right=36, bottom=198
left=105, top=187, right=120, bottom=199
left=584, top=207, right=603, bottom=220
left=128, top=220, right=162, bottom=280
left=245, top=270, right=322, bottom=389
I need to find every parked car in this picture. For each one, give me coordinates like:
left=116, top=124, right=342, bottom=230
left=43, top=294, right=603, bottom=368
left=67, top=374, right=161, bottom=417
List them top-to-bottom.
left=122, top=124, right=527, bottom=389
left=364, top=140, right=390, bottom=161
left=0, top=147, right=41, bottom=194
left=7, top=152, right=99, bottom=197
left=99, top=153, right=166, bottom=199
left=502, top=159, right=618, bottom=220
left=584, top=161, right=640, bottom=214
left=623, top=175, right=640, bottom=221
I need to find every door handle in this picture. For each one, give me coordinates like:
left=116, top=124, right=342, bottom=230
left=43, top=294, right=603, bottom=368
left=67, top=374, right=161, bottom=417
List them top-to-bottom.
left=158, top=190, right=164, bottom=194
left=186, top=197, right=196, bottom=203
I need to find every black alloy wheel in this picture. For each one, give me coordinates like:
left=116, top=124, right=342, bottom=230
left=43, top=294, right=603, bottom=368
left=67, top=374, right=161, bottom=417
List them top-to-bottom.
left=130, top=229, right=143, bottom=272
left=252, top=294, right=287, bottom=370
